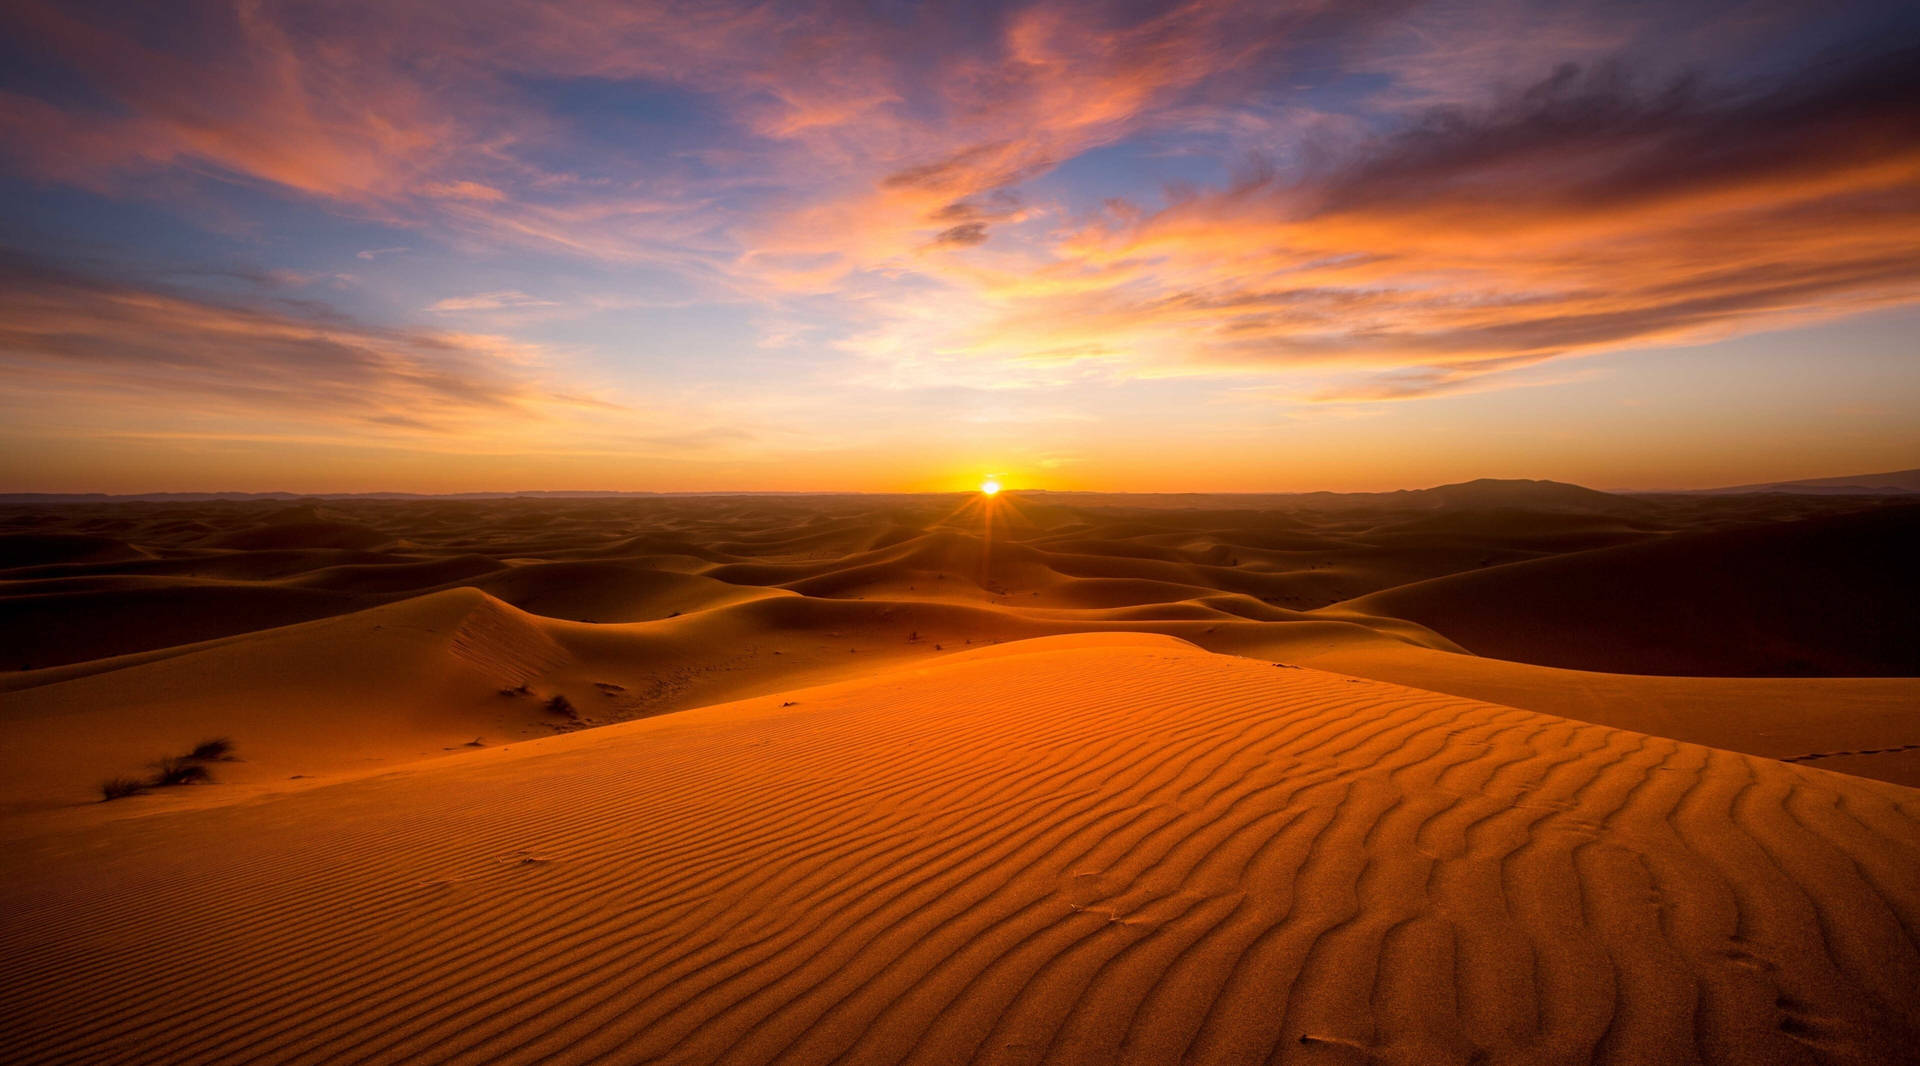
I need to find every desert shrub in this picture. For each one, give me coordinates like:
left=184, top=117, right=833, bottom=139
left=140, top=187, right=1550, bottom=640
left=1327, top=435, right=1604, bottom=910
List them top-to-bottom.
left=545, top=695, right=578, bottom=718
left=188, top=737, right=234, bottom=761
left=99, top=738, right=237, bottom=799
left=152, top=757, right=211, bottom=787
left=100, top=777, right=149, bottom=801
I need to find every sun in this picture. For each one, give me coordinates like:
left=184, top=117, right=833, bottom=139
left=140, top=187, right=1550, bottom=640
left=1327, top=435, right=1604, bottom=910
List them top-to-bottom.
left=980, top=478, right=1001, bottom=496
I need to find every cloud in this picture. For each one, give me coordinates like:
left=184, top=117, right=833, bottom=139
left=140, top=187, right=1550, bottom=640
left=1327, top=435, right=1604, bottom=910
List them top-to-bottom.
left=1, top=0, right=1915, bottom=412
left=0, top=1, right=482, bottom=201
left=0, top=1, right=1364, bottom=274
left=735, top=1, right=1347, bottom=288
left=841, top=39, right=1920, bottom=398
left=421, top=180, right=508, bottom=202
left=933, top=223, right=990, bottom=247
left=0, top=251, right=582, bottom=431
left=429, top=290, right=557, bottom=312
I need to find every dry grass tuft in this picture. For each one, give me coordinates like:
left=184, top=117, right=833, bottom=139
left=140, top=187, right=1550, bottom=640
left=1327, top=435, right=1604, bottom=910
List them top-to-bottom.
left=188, top=737, right=234, bottom=761
left=98, top=739, right=239, bottom=800
left=152, top=757, right=211, bottom=787
left=99, top=776, right=149, bottom=802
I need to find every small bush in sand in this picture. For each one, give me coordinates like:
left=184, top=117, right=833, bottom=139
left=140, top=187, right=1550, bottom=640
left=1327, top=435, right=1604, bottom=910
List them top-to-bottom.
left=545, top=695, right=579, bottom=719
left=188, top=737, right=234, bottom=762
left=99, top=739, right=239, bottom=799
left=152, top=757, right=211, bottom=787
left=100, top=777, right=149, bottom=802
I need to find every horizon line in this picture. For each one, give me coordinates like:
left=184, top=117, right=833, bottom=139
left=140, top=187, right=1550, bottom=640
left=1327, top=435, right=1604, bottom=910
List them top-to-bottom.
left=7, top=469, right=1918, bottom=503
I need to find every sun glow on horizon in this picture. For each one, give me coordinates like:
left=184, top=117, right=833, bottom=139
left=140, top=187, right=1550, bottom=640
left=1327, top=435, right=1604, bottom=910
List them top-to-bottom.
left=980, top=478, right=1002, bottom=496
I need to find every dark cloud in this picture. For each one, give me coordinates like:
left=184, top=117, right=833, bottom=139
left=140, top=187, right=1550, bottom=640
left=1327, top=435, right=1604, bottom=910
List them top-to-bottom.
left=1310, top=42, right=1920, bottom=217
left=934, top=222, right=989, bottom=246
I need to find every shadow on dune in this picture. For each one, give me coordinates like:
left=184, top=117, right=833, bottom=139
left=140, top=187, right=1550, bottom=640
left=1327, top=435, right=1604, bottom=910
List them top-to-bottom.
left=1338, top=503, right=1920, bottom=676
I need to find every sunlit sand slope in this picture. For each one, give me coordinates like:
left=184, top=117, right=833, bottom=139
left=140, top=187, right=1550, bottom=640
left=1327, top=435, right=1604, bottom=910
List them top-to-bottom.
left=4, top=636, right=1916, bottom=1065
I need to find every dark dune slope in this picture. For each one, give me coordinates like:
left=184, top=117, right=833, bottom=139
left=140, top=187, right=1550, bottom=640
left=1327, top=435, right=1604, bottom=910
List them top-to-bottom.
left=1339, top=502, right=1920, bottom=676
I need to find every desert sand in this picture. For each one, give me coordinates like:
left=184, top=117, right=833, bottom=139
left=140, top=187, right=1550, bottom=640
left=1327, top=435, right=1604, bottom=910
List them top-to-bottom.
left=2, top=482, right=1917, bottom=1063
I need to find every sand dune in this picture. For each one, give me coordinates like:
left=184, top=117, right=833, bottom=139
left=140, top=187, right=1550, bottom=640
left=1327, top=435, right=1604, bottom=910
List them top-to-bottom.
left=3, top=486, right=1917, bottom=1063
left=4, top=488, right=1917, bottom=803
left=1338, top=503, right=1920, bottom=677
left=0, top=531, right=149, bottom=568
left=461, top=561, right=779, bottom=623
left=0, top=580, right=384, bottom=669
left=0, top=590, right=573, bottom=818
left=3, top=638, right=1916, bottom=1064
left=1270, top=640, right=1920, bottom=789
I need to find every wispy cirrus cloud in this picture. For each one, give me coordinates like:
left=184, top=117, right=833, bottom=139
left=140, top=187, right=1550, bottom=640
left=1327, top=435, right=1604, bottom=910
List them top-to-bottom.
left=0, top=0, right=480, bottom=201
left=0, top=251, right=592, bottom=433
left=429, top=291, right=556, bottom=313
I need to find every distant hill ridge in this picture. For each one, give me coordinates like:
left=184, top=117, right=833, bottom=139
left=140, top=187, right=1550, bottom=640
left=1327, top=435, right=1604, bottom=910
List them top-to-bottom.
left=1689, top=467, right=1920, bottom=495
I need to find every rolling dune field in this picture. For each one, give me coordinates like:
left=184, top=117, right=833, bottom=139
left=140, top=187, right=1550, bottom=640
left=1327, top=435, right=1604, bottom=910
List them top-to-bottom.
left=2, top=483, right=1917, bottom=1064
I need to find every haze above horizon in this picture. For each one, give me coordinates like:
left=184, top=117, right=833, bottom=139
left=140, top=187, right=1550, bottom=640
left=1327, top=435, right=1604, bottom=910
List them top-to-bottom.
left=2, top=0, right=1916, bottom=494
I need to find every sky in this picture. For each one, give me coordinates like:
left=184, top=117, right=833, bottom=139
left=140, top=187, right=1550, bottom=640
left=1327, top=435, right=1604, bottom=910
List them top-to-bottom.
left=0, top=0, right=1915, bottom=494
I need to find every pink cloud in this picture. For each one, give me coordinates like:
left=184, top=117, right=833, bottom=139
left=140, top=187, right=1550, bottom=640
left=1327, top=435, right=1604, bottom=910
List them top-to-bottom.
left=0, top=253, right=584, bottom=431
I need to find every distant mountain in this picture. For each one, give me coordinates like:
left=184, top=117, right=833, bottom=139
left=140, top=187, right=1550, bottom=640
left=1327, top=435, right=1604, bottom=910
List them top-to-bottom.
left=1692, top=468, right=1920, bottom=495
left=1271, top=478, right=1638, bottom=513
left=1413, top=478, right=1629, bottom=510
left=1015, top=479, right=1650, bottom=516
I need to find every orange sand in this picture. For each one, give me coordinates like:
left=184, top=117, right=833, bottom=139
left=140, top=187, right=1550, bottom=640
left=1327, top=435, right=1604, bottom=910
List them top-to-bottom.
left=1, top=485, right=1916, bottom=1063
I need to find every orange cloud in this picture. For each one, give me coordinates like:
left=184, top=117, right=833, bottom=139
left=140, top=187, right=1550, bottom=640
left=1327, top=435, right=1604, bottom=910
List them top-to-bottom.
left=833, top=47, right=1920, bottom=398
